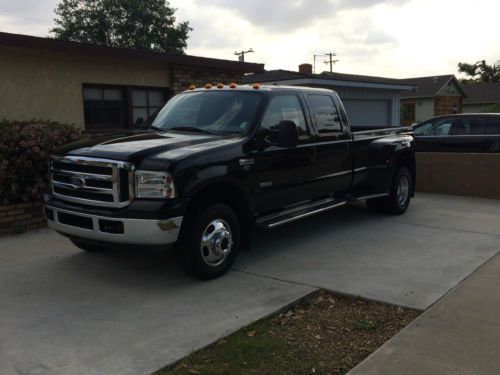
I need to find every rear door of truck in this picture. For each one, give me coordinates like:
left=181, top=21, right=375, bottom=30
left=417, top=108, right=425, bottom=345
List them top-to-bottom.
left=303, top=91, right=354, bottom=200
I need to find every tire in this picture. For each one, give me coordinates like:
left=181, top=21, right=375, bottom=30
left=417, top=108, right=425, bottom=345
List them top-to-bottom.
left=367, top=166, right=413, bottom=215
left=177, top=203, right=240, bottom=280
left=70, top=238, right=109, bottom=253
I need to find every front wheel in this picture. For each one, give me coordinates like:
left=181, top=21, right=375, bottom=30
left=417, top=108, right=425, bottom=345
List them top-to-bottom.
left=367, top=166, right=413, bottom=215
left=177, top=203, right=240, bottom=280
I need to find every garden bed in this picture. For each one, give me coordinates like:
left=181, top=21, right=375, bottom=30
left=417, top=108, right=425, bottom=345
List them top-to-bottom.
left=156, top=290, right=420, bottom=375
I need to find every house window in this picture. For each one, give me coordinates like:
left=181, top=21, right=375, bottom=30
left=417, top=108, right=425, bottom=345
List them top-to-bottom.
left=83, top=85, right=170, bottom=130
left=83, top=86, right=125, bottom=129
left=131, top=89, right=167, bottom=126
left=401, top=103, right=416, bottom=123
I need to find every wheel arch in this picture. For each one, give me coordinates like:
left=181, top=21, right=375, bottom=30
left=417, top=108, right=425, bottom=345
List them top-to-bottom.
left=393, top=150, right=416, bottom=196
left=182, top=179, right=253, bottom=234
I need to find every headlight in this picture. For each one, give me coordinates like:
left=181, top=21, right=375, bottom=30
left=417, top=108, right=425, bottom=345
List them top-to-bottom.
left=135, top=171, right=176, bottom=199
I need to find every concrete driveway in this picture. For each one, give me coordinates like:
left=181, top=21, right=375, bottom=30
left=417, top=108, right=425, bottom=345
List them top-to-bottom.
left=1, top=193, right=499, bottom=375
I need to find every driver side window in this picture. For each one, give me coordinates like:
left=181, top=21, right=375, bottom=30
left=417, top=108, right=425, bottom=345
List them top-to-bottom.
left=261, top=95, right=308, bottom=137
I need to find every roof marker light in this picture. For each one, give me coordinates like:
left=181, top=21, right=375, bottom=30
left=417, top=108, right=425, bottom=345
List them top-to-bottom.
left=229, top=82, right=237, bottom=89
left=205, top=83, right=212, bottom=89
left=217, top=83, right=224, bottom=89
left=252, top=83, right=261, bottom=89
left=188, top=85, right=196, bottom=90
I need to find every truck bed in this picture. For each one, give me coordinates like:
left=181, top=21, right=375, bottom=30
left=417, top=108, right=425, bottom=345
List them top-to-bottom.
left=351, top=126, right=412, bottom=140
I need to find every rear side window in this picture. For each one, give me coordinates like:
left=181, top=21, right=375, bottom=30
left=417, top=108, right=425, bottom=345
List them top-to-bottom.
left=308, top=95, right=342, bottom=134
left=451, top=117, right=488, bottom=135
left=486, top=118, right=500, bottom=135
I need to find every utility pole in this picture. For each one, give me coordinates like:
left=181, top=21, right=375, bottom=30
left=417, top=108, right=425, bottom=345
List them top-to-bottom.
left=234, top=48, right=254, bottom=62
left=324, top=52, right=339, bottom=72
left=313, top=54, right=324, bottom=74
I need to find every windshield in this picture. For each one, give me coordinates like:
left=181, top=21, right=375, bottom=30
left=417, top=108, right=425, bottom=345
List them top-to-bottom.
left=151, top=91, right=264, bottom=135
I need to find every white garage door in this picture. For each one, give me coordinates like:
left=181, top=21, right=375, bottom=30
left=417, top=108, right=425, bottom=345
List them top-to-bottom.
left=342, top=99, right=391, bottom=127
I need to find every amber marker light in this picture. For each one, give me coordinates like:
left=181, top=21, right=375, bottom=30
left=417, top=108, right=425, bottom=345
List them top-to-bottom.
left=229, top=82, right=237, bottom=89
left=205, top=83, right=212, bottom=89
left=216, top=83, right=224, bottom=89
left=252, top=83, right=261, bottom=89
left=188, top=85, right=196, bottom=90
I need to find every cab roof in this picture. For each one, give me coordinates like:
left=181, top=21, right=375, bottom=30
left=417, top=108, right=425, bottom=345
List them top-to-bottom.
left=182, top=84, right=336, bottom=95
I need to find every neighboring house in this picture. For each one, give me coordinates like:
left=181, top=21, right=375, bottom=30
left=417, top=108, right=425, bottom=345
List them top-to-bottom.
left=0, top=32, right=264, bottom=131
left=244, top=64, right=415, bottom=127
left=399, top=75, right=466, bottom=125
left=462, top=82, right=500, bottom=113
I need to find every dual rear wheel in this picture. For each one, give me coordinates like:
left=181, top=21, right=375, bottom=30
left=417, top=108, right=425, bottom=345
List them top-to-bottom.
left=366, top=166, right=413, bottom=215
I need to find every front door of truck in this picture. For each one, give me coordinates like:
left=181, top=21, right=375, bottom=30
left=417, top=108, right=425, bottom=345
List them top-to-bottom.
left=245, top=93, right=319, bottom=214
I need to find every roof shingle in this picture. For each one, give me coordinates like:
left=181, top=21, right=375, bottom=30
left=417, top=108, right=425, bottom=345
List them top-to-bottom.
left=243, top=69, right=415, bottom=88
left=399, top=75, right=463, bottom=98
left=462, top=82, right=500, bottom=104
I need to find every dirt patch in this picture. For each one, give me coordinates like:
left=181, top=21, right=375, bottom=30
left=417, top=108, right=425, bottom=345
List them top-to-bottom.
left=156, top=290, right=420, bottom=375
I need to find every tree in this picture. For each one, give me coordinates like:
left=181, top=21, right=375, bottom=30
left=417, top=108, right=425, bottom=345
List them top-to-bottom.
left=50, top=0, right=191, bottom=54
left=458, top=60, right=500, bottom=83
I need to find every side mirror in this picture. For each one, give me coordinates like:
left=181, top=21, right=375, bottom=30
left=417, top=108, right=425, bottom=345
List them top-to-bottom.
left=277, top=120, right=298, bottom=148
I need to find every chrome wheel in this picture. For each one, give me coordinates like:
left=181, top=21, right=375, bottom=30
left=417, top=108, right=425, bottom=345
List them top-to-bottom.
left=397, top=175, right=410, bottom=207
left=200, top=219, right=233, bottom=267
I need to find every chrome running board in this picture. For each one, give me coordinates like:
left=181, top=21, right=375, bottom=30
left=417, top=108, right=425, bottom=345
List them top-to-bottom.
left=257, top=198, right=347, bottom=228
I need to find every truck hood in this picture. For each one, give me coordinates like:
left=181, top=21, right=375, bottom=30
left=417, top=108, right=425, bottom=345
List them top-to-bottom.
left=57, top=131, right=241, bottom=165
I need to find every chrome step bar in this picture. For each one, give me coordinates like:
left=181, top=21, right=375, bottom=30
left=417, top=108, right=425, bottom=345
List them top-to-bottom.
left=257, top=198, right=347, bottom=229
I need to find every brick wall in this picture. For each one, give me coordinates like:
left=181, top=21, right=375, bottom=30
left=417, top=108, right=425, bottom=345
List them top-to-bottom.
left=170, top=64, right=247, bottom=94
left=434, top=95, right=463, bottom=116
left=416, top=153, right=500, bottom=199
left=0, top=202, right=46, bottom=236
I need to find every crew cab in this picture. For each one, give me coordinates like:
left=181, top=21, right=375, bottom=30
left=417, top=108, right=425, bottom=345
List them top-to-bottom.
left=43, top=85, right=416, bottom=279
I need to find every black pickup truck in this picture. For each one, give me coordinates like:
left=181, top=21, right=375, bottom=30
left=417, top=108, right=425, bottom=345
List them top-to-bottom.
left=43, top=85, right=416, bottom=279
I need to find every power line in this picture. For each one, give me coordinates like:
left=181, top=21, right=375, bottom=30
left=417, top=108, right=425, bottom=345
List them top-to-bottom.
left=234, top=48, right=254, bottom=62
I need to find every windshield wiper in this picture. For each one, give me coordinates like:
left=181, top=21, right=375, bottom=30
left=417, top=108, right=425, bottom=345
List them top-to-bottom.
left=167, top=126, right=217, bottom=135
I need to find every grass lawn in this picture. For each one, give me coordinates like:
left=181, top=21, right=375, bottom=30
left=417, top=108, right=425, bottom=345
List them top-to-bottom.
left=155, top=290, right=420, bottom=375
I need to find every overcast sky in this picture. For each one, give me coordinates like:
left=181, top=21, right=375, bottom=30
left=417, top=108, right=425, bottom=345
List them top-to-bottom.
left=1, top=0, right=499, bottom=78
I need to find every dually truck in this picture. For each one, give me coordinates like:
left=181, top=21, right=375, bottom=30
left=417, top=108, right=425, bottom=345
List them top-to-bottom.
left=43, top=84, right=416, bottom=279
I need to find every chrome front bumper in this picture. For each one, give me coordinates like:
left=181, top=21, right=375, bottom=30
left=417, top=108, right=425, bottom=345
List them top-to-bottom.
left=44, top=205, right=182, bottom=245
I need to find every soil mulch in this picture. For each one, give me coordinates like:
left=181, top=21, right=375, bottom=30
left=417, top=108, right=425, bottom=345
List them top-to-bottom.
left=156, top=290, right=420, bottom=375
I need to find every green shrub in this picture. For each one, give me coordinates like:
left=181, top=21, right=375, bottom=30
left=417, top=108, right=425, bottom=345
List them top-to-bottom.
left=0, top=120, right=82, bottom=204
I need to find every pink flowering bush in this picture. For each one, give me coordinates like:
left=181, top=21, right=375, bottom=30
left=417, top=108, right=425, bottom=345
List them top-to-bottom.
left=0, top=121, right=82, bottom=204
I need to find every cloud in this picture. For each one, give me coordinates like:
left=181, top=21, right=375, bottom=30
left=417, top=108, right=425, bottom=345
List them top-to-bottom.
left=203, top=0, right=411, bottom=32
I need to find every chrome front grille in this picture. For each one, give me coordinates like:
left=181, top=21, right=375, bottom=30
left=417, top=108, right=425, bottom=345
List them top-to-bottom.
left=50, top=156, right=134, bottom=208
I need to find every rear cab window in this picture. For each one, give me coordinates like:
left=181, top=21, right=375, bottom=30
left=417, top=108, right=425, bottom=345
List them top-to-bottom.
left=308, top=94, right=343, bottom=135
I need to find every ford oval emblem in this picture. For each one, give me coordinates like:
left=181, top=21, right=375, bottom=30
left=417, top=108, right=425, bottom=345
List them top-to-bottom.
left=71, top=176, right=85, bottom=188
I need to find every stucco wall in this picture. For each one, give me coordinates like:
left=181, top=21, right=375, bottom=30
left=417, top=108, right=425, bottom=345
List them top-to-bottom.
left=0, top=45, right=170, bottom=128
left=414, top=98, right=435, bottom=123
left=463, top=103, right=496, bottom=113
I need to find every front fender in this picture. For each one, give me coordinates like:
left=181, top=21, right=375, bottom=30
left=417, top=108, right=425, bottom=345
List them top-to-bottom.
left=181, top=165, right=251, bottom=199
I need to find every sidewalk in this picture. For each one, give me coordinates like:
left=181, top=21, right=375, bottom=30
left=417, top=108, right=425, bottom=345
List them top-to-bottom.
left=349, top=252, right=500, bottom=375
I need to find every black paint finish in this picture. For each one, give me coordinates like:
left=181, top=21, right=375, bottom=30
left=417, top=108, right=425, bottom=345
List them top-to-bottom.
left=46, top=86, right=415, bottom=222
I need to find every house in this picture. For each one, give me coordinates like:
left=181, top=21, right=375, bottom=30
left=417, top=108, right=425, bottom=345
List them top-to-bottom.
left=0, top=32, right=264, bottom=131
left=244, top=64, right=416, bottom=127
left=399, top=75, right=466, bottom=125
left=462, top=82, right=500, bottom=113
